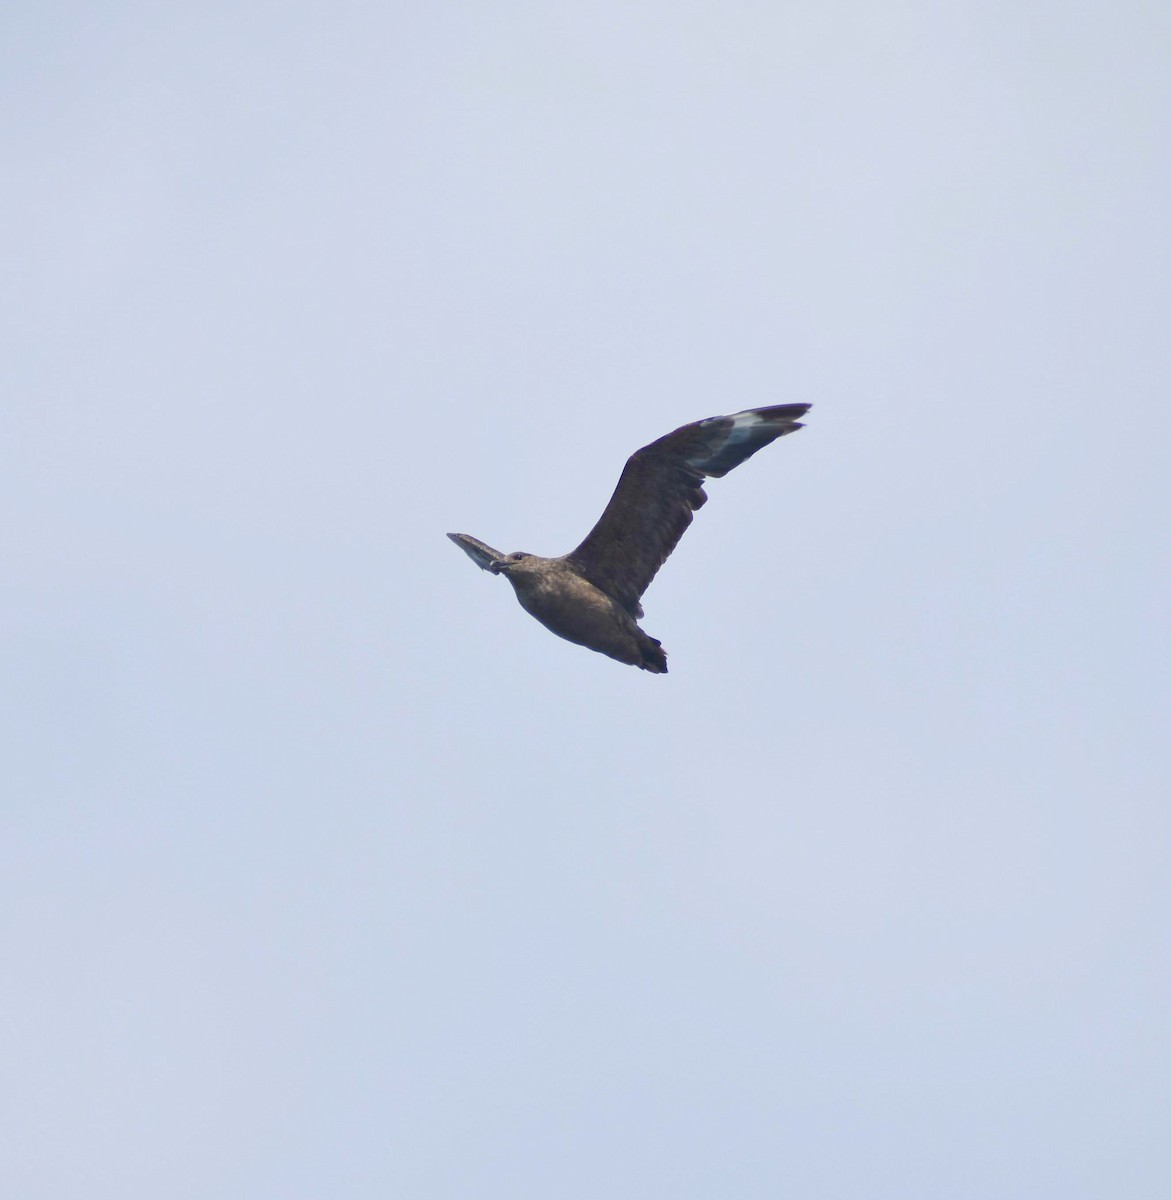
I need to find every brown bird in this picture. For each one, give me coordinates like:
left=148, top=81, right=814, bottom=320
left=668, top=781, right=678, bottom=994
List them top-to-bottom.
left=449, top=404, right=811, bottom=673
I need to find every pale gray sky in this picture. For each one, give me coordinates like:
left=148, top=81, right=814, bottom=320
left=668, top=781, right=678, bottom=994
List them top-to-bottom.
left=3, top=3, right=1170, bottom=1197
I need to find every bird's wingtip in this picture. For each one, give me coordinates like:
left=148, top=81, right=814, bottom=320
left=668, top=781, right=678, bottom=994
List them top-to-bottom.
left=448, top=532, right=507, bottom=572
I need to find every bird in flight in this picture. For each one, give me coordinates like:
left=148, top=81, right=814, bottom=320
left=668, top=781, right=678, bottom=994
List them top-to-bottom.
left=449, top=404, right=811, bottom=673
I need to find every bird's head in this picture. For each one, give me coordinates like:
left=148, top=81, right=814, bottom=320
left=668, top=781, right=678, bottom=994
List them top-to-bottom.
left=493, top=550, right=536, bottom=576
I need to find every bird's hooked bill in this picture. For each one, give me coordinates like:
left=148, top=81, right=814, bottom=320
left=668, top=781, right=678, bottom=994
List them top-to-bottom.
left=447, top=532, right=506, bottom=573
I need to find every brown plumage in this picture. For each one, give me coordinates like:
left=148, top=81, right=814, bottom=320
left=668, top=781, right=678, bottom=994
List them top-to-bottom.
left=448, top=403, right=810, bottom=672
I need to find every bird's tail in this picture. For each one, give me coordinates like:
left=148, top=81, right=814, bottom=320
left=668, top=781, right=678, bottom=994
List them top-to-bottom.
left=639, top=635, right=668, bottom=674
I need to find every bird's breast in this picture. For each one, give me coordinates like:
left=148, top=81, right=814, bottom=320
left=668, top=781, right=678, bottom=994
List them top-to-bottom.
left=509, top=568, right=631, bottom=647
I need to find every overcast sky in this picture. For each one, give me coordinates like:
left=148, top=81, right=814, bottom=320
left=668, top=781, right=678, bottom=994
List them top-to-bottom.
left=3, top=3, right=1170, bottom=1197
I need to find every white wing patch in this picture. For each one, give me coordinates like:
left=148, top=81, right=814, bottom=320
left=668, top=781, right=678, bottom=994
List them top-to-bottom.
left=689, top=409, right=765, bottom=466
left=724, top=409, right=768, bottom=442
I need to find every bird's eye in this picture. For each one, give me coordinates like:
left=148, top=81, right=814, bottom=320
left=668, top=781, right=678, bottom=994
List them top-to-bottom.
left=512, top=552, right=528, bottom=561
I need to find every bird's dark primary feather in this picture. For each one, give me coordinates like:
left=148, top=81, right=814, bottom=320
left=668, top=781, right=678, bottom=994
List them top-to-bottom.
left=564, top=404, right=810, bottom=617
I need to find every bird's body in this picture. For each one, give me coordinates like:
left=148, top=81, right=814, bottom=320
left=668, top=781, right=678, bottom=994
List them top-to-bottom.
left=449, top=404, right=811, bottom=673
left=502, top=555, right=668, bottom=671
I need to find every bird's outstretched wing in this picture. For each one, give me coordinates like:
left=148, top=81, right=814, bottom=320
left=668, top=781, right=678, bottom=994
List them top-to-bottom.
left=564, top=404, right=810, bottom=617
